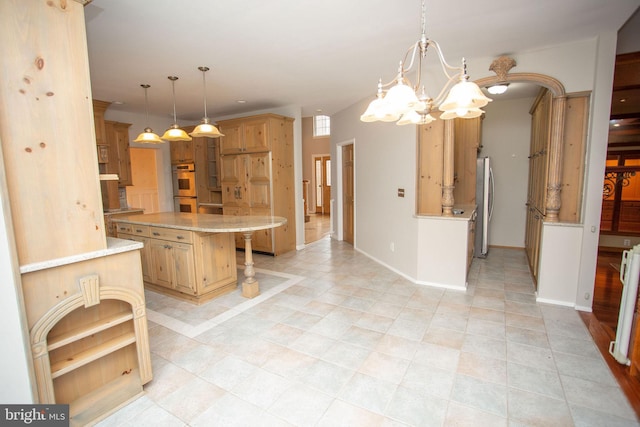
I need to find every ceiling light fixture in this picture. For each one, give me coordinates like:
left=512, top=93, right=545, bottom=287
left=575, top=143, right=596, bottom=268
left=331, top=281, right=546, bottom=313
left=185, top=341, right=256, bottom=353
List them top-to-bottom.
left=361, top=0, right=491, bottom=125
left=190, top=66, right=224, bottom=138
left=162, top=76, right=192, bottom=142
left=487, top=83, right=509, bottom=95
left=133, top=84, right=164, bottom=144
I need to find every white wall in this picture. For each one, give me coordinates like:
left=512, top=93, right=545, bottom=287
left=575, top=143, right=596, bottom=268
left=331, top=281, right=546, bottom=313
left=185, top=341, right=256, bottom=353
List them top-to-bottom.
left=331, top=36, right=618, bottom=307
left=481, top=96, right=535, bottom=248
left=331, top=99, right=419, bottom=277
left=0, top=147, right=35, bottom=403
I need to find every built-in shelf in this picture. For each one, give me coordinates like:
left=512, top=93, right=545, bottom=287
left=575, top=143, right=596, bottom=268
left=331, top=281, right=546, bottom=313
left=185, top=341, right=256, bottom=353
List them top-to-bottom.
left=48, top=312, right=134, bottom=351
left=50, top=332, right=136, bottom=379
left=69, top=368, right=142, bottom=427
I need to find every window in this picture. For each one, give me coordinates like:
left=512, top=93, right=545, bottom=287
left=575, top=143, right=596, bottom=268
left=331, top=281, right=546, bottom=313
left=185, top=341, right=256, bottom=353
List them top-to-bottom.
left=313, top=115, right=330, bottom=137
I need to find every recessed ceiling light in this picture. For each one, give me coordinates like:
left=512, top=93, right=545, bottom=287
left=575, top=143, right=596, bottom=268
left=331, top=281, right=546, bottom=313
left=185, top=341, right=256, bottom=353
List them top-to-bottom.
left=620, top=98, right=627, bottom=103
left=237, top=100, right=246, bottom=104
left=112, top=101, right=125, bottom=105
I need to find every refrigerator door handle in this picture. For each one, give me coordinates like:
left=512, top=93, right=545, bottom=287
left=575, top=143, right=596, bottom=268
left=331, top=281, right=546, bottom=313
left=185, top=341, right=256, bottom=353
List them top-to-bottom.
left=488, top=167, right=495, bottom=221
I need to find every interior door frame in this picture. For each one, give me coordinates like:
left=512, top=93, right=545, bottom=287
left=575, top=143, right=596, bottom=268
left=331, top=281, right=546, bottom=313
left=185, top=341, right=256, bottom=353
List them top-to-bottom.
left=335, top=139, right=355, bottom=243
left=312, top=153, right=331, bottom=215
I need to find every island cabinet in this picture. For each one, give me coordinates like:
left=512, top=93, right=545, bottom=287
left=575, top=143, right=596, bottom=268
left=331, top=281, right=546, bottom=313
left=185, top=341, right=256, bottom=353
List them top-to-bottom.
left=218, top=114, right=296, bottom=255
left=116, top=222, right=237, bottom=304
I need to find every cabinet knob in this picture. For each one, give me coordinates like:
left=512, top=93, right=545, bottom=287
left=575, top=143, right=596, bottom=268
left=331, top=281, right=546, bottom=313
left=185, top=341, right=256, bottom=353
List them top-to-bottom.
left=153, top=232, right=160, bottom=236
left=177, top=235, right=185, bottom=240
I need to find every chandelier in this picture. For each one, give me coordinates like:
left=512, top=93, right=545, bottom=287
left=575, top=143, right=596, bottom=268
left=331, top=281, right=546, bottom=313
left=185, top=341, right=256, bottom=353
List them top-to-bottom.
left=360, top=0, right=491, bottom=125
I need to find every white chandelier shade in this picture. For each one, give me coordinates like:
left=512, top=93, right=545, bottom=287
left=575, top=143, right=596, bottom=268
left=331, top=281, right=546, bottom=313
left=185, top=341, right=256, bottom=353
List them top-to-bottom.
left=361, top=1, right=491, bottom=126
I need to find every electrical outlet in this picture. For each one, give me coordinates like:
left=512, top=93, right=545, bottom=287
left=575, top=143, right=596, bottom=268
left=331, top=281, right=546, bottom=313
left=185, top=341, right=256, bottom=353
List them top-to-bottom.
left=624, top=239, right=631, bottom=247
left=390, top=242, right=395, bottom=252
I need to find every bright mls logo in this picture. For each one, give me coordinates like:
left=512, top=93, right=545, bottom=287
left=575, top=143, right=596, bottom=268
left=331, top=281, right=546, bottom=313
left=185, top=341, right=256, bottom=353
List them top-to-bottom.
left=1, top=405, right=68, bottom=426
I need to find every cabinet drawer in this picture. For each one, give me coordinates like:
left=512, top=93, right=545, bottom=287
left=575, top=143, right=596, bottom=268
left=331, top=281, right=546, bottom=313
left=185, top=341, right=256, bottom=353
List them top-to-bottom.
left=114, top=223, right=133, bottom=235
left=130, top=224, right=149, bottom=236
left=149, top=226, right=193, bottom=243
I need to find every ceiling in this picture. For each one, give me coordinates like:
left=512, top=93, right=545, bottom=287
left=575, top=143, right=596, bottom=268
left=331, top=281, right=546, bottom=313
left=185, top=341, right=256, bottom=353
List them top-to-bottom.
left=84, top=0, right=640, bottom=122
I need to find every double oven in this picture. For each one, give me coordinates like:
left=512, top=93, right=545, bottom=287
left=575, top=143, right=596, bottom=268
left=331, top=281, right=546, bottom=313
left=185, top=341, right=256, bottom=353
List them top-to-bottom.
left=172, top=163, right=197, bottom=213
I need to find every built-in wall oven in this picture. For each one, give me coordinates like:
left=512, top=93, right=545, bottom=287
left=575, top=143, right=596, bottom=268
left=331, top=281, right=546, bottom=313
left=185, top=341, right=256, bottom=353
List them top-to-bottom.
left=172, top=163, right=197, bottom=212
left=172, top=163, right=196, bottom=197
left=174, top=196, right=198, bottom=213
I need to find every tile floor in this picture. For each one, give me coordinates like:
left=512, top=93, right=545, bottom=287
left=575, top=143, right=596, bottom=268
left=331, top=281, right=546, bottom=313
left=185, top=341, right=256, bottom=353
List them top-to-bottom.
left=97, top=237, right=639, bottom=426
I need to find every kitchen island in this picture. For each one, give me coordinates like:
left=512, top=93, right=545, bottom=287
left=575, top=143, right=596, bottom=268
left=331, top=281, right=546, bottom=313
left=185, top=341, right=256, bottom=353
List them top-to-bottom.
left=113, top=212, right=287, bottom=302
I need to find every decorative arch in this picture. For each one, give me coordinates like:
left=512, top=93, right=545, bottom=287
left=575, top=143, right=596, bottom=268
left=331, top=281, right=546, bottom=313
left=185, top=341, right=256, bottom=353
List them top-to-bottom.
left=474, top=61, right=568, bottom=222
left=29, top=286, right=150, bottom=403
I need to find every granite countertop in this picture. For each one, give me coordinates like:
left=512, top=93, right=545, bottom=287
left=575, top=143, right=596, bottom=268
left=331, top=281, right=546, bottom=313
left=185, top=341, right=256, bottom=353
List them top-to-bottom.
left=415, top=204, right=477, bottom=221
left=104, top=207, right=144, bottom=215
left=112, top=212, right=287, bottom=233
left=21, top=237, right=143, bottom=274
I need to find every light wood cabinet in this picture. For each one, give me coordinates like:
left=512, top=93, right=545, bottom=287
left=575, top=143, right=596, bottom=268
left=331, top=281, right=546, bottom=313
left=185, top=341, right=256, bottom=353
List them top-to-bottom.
left=524, top=89, right=589, bottom=283
left=218, top=114, right=296, bottom=255
left=417, top=115, right=481, bottom=215
left=219, top=116, right=270, bottom=154
left=105, top=121, right=133, bottom=187
left=170, top=139, right=195, bottom=164
left=117, top=222, right=238, bottom=304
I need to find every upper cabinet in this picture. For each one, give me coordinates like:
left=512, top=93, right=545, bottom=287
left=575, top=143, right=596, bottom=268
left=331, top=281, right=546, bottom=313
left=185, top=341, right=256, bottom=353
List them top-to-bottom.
left=219, top=116, right=271, bottom=154
left=105, top=120, right=133, bottom=187
left=170, top=139, right=195, bottom=164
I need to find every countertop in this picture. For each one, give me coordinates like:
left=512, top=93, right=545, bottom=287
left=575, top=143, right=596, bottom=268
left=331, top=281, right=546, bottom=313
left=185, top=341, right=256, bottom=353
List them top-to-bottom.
left=415, top=204, right=477, bottom=221
left=103, top=207, right=144, bottom=215
left=112, top=212, right=287, bottom=233
left=21, top=237, right=143, bottom=274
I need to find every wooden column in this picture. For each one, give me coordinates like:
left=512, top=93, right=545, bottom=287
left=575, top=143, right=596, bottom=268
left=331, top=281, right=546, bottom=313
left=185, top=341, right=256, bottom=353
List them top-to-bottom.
left=0, top=0, right=106, bottom=265
left=545, top=95, right=567, bottom=222
left=442, top=119, right=455, bottom=216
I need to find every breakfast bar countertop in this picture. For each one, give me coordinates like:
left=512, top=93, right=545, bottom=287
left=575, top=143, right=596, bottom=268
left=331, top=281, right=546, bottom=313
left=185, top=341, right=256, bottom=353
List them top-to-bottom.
left=112, top=212, right=287, bottom=233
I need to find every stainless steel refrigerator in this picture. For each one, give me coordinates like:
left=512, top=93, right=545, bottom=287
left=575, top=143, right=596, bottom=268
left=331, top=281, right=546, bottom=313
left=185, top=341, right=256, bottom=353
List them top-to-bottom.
left=474, top=157, right=494, bottom=258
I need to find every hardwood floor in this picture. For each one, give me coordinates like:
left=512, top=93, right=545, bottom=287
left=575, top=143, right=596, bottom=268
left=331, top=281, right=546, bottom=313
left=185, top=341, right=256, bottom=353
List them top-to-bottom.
left=304, top=213, right=331, bottom=244
left=586, top=248, right=640, bottom=417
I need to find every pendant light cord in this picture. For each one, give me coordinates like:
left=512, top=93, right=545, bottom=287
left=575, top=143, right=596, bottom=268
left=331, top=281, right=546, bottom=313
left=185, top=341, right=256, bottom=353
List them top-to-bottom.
left=199, top=66, right=209, bottom=119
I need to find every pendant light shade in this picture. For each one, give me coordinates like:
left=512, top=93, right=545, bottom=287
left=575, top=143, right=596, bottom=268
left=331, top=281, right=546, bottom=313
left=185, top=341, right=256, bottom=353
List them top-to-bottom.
left=190, top=66, right=224, bottom=138
left=162, top=76, right=192, bottom=142
left=134, top=84, right=164, bottom=144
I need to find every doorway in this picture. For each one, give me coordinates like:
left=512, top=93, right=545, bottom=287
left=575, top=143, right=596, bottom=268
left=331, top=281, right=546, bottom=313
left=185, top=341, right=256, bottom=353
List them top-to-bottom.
left=335, top=140, right=354, bottom=245
left=126, top=147, right=160, bottom=213
left=313, top=155, right=331, bottom=214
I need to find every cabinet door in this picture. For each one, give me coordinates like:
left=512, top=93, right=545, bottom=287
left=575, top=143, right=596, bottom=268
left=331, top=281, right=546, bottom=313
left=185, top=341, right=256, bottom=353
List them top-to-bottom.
left=243, top=118, right=269, bottom=152
left=114, top=123, right=132, bottom=186
left=219, top=123, right=242, bottom=154
left=206, top=139, right=220, bottom=190
left=170, top=140, right=195, bottom=164
left=246, top=152, right=271, bottom=210
left=220, top=155, right=247, bottom=207
left=223, top=206, right=250, bottom=248
left=250, top=207, right=273, bottom=253
left=124, top=234, right=151, bottom=282
left=149, top=239, right=174, bottom=288
left=172, top=242, right=196, bottom=295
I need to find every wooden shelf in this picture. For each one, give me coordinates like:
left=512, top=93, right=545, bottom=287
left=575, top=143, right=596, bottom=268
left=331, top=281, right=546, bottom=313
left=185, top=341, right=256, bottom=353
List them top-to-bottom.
left=48, top=312, right=133, bottom=351
left=50, top=332, right=136, bottom=379
left=69, top=368, right=142, bottom=427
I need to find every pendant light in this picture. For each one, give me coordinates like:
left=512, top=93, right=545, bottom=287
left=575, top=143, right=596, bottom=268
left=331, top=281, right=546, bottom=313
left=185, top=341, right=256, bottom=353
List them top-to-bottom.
left=190, top=66, right=224, bottom=138
left=161, top=76, right=192, bottom=142
left=134, top=84, right=164, bottom=144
